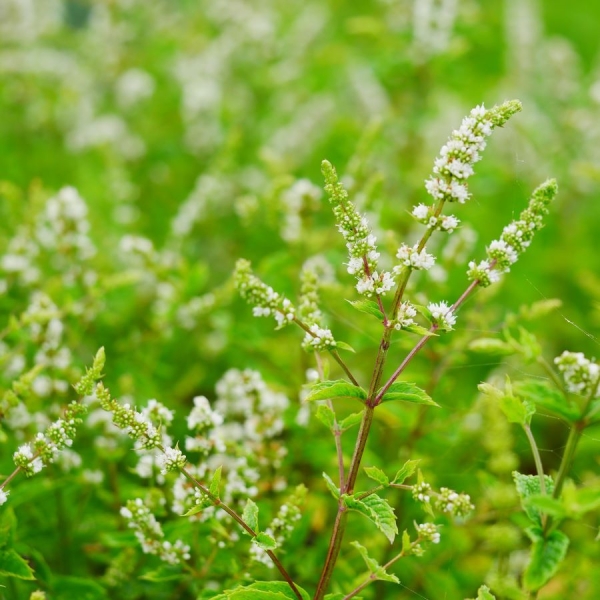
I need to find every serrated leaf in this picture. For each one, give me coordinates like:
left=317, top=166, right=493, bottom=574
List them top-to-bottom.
left=346, top=299, right=384, bottom=321
left=404, top=324, right=437, bottom=337
left=468, top=338, right=515, bottom=356
left=335, top=341, right=356, bottom=353
left=305, top=380, right=367, bottom=403
left=513, top=380, right=579, bottom=423
left=378, top=382, right=438, bottom=407
left=498, top=392, right=535, bottom=426
left=315, top=404, right=336, bottom=430
left=340, top=411, right=364, bottom=431
left=391, top=459, right=419, bottom=485
left=209, top=466, right=222, bottom=498
left=364, top=466, right=389, bottom=486
left=322, top=472, right=340, bottom=499
left=513, top=472, right=554, bottom=527
left=344, top=493, right=397, bottom=543
left=524, top=495, right=567, bottom=520
left=242, top=499, right=259, bottom=533
left=524, top=529, right=569, bottom=591
left=254, top=532, right=277, bottom=551
left=350, top=541, right=399, bottom=583
left=0, top=549, right=35, bottom=580
left=218, top=581, right=310, bottom=600
left=476, top=585, right=496, bottom=600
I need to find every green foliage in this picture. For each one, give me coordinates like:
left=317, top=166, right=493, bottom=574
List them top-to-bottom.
left=1, top=2, right=600, bottom=599
left=378, top=382, right=438, bottom=406
left=343, top=493, right=398, bottom=543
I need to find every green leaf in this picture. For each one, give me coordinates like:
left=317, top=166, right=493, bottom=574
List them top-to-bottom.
left=346, top=299, right=384, bottom=321
left=403, top=324, right=437, bottom=337
left=468, top=338, right=515, bottom=356
left=335, top=341, right=356, bottom=353
left=305, top=380, right=367, bottom=403
left=513, top=380, right=579, bottom=423
left=378, top=382, right=438, bottom=407
left=498, top=392, right=535, bottom=426
left=315, top=404, right=336, bottom=430
left=340, top=411, right=364, bottom=431
left=391, top=459, right=419, bottom=485
left=209, top=466, right=222, bottom=498
left=364, top=466, right=389, bottom=486
left=322, top=472, right=340, bottom=499
left=513, top=472, right=554, bottom=527
left=561, top=481, right=600, bottom=517
left=344, top=493, right=398, bottom=543
left=524, top=495, right=567, bottom=520
left=242, top=499, right=259, bottom=533
left=183, top=502, right=207, bottom=517
left=0, top=508, right=17, bottom=550
left=524, top=528, right=569, bottom=591
left=401, top=530, right=411, bottom=553
left=253, top=532, right=277, bottom=551
left=350, top=541, right=399, bottom=583
left=0, top=549, right=35, bottom=580
left=52, top=576, right=107, bottom=600
left=216, top=581, right=310, bottom=600
left=476, top=585, right=497, bottom=600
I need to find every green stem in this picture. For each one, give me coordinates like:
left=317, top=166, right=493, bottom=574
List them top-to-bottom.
left=313, top=199, right=448, bottom=600
left=293, top=317, right=360, bottom=386
left=523, top=424, right=546, bottom=497
left=551, top=425, right=581, bottom=500
left=179, top=467, right=303, bottom=600
left=342, top=536, right=424, bottom=600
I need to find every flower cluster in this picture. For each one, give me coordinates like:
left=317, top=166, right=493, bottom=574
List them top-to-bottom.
left=425, top=100, right=522, bottom=204
left=321, top=160, right=395, bottom=298
left=467, top=179, right=558, bottom=287
left=411, top=204, right=460, bottom=233
left=394, top=244, right=436, bottom=271
left=234, top=259, right=296, bottom=328
left=298, top=265, right=337, bottom=352
left=427, top=301, right=457, bottom=331
left=392, top=302, right=418, bottom=331
left=9, top=350, right=103, bottom=481
left=554, top=351, right=600, bottom=397
left=173, top=369, right=292, bottom=521
left=185, top=395, right=225, bottom=455
left=13, top=400, right=88, bottom=476
left=412, top=481, right=432, bottom=503
left=412, top=482, right=474, bottom=518
left=249, top=485, right=306, bottom=566
left=435, top=487, right=475, bottom=517
left=120, top=499, right=191, bottom=565
left=415, top=522, right=441, bottom=544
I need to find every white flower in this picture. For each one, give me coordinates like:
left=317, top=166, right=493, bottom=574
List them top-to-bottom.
left=412, top=204, right=430, bottom=220
left=440, top=215, right=459, bottom=232
left=395, top=244, right=436, bottom=271
left=428, top=301, right=457, bottom=330
left=0, top=489, right=9, bottom=505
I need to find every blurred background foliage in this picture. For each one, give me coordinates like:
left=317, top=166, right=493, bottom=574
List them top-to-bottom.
left=1, top=0, right=600, bottom=598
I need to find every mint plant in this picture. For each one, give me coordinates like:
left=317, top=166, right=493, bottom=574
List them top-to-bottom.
left=4, top=99, right=598, bottom=600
